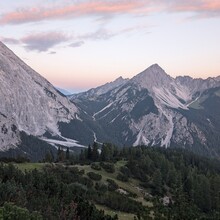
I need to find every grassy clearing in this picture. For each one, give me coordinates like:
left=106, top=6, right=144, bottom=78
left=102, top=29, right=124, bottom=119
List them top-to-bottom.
left=190, top=88, right=220, bottom=109
left=189, top=95, right=208, bottom=109
left=189, top=101, right=203, bottom=109
left=114, top=160, right=127, bottom=168
left=9, top=161, right=153, bottom=219
left=13, top=161, right=154, bottom=207
left=75, top=161, right=153, bottom=209
left=75, top=162, right=140, bottom=195
left=13, top=163, right=45, bottom=172
left=134, top=197, right=153, bottom=208
left=95, top=204, right=135, bottom=220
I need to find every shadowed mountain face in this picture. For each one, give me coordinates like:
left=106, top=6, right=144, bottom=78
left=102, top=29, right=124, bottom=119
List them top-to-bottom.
left=69, top=64, right=220, bottom=158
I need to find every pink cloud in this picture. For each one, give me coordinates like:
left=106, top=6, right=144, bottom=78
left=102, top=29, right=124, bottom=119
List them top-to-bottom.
left=0, top=0, right=219, bottom=26
left=167, top=0, right=220, bottom=13
left=176, top=0, right=219, bottom=11
left=0, top=1, right=148, bottom=25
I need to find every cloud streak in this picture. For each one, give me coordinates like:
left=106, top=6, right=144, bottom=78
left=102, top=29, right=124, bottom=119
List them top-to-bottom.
left=1, top=0, right=219, bottom=26
left=164, top=0, right=220, bottom=18
left=168, top=0, right=220, bottom=12
left=0, top=1, right=148, bottom=25
left=1, top=21, right=150, bottom=52
left=78, top=24, right=150, bottom=41
left=21, top=32, right=69, bottom=52
left=0, top=37, right=20, bottom=44
left=69, top=41, right=85, bottom=48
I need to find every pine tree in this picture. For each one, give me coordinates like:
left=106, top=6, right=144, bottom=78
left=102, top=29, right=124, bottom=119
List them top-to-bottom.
left=92, top=142, right=99, bottom=161
left=101, top=144, right=110, bottom=161
left=87, top=145, right=92, bottom=160
left=57, top=146, right=61, bottom=162
left=57, top=147, right=65, bottom=162
left=66, top=147, right=70, bottom=160
left=79, top=149, right=85, bottom=161
left=44, top=150, right=54, bottom=163
left=152, top=169, right=162, bottom=195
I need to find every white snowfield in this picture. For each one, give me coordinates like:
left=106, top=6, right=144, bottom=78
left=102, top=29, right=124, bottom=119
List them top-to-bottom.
left=42, top=137, right=86, bottom=148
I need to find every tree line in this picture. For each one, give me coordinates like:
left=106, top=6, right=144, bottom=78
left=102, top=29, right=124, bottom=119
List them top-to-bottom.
left=1, top=142, right=220, bottom=219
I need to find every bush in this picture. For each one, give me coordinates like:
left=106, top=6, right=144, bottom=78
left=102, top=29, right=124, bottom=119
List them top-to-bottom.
left=100, top=162, right=115, bottom=173
left=91, top=163, right=101, bottom=171
left=120, top=166, right=131, bottom=177
left=87, top=172, right=102, bottom=181
left=116, top=173, right=129, bottom=182
left=79, top=176, right=94, bottom=188
left=107, top=179, right=118, bottom=191
left=95, top=183, right=108, bottom=193
left=1, top=202, right=42, bottom=220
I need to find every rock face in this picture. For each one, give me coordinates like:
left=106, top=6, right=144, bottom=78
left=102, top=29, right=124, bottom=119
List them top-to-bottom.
left=1, top=40, right=220, bottom=158
left=0, top=41, right=78, bottom=153
left=70, top=64, right=220, bottom=157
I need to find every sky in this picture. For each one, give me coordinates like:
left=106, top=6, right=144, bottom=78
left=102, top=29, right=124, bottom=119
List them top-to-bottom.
left=1, top=0, right=220, bottom=93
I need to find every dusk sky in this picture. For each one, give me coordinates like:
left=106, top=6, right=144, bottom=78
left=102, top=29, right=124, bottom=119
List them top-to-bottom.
left=1, top=0, right=220, bottom=92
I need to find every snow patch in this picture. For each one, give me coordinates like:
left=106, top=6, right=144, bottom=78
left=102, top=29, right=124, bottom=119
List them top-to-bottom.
left=153, top=87, right=188, bottom=109
left=93, top=102, right=114, bottom=118
left=110, top=113, right=121, bottom=123
left=42, top=137, right=86, bottom=148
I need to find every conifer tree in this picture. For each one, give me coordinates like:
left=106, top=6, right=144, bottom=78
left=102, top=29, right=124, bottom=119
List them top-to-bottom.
left=92, top=142, right=99, bottom=161
left=87, top=144, right=92, bottom=160
left=66, top=147, right=70, bottom=160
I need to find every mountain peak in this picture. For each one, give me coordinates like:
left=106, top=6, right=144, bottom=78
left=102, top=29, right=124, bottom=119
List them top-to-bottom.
left=0, top=41, right=77, bottom=152
left=144, top=63, right=166, bottom=73
left=148, top=63, right=161, bottom=69
left=131, top=64, right=172, bottom=89
left=115, top=76, right=124, bottom=81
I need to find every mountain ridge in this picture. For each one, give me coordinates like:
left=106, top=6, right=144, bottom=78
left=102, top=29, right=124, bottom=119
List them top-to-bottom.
left=1, top=40, right=220, bottom=159
left=0, top=41, right=81, bottom=159
left=70, top=64, right=220, bottom=157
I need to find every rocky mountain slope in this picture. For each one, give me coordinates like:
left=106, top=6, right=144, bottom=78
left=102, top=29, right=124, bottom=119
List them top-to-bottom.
left=0, top=40, right=219, bottom=159
left=0, top=41, right=81, bottom=159
left=70, top=64, right=220, bottom=157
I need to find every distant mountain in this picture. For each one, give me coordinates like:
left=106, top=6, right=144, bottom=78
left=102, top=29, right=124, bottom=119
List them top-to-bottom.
left=0, top=42, right=83, bottom=160
left=70, top=64, right=220, bottom=157
left=72, top=76, right=129, bottom=100
left=56, top=87, right=72, bottom=96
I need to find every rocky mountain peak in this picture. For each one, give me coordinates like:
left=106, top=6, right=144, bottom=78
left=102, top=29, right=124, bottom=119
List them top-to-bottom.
left=0, top=42, right=78, bottom=151
left=130, top=63, right=172, bottom=89
left=175, top=75, right=220, bottom=94
left=114, top=76, right=125, bottom=82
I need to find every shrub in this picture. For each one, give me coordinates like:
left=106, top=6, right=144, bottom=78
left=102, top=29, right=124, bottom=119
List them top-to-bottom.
left=100, top=162, right=115, bottom=173
left=91, top=163, right=101, bottom=171
left=120, top=166, right=131, bottom=177
left=87, top=172, right=102, bottom=181
left=116, top=173, right=129, bottom=182
left=107, top=179, right=118, bottom=191
left=95, top=183, right=108, bottom=193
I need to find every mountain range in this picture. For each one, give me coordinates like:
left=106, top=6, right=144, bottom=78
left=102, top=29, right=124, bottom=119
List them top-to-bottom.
left=0, top=41, right=220, bottom=160
left=69, top=64, right=220, bottom=157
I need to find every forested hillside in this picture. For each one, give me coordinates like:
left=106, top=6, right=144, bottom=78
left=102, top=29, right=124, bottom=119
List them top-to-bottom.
left=0, top=145, right=220, bottom=219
